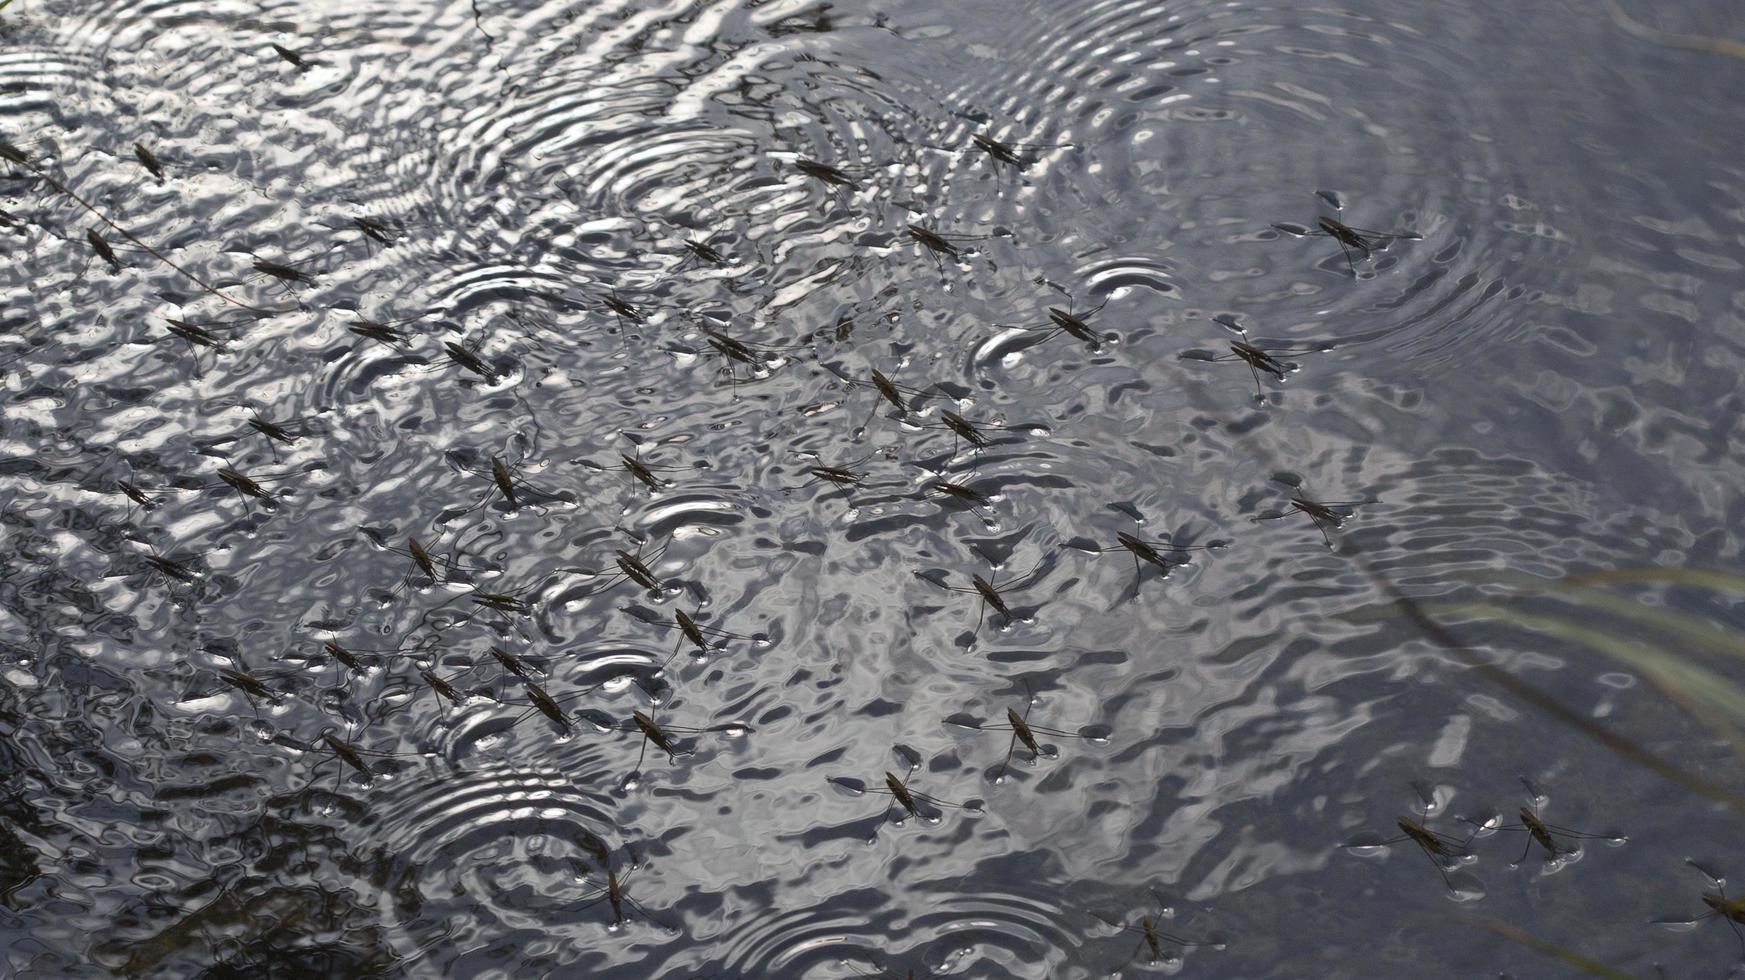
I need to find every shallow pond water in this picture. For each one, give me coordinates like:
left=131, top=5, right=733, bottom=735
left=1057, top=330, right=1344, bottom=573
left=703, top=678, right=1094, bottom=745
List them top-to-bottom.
left=4, top=0, right=1745, bottom=976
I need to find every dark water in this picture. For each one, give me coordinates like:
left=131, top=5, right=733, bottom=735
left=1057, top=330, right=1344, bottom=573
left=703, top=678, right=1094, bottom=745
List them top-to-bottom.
left=4, top=0, right=1745, bottom=976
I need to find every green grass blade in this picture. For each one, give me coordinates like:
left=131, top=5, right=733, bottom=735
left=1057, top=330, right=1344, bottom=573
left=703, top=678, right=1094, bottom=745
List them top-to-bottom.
left=1468, top=914, right=1637, bottom=979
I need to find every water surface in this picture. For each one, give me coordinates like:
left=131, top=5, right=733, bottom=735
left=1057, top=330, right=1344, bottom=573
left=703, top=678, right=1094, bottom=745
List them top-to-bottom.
left=4, top=0, right=1745, bottom=976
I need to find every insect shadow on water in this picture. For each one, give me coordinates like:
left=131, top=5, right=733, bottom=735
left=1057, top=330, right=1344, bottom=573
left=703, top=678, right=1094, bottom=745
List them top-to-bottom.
left=1270, top=192, right=1421, bottom=278
left=947, top=680, right=1106, bottom=782
left=1461, top=778, right=1627, bottom=869
left=1081, top=888, right=1226, bottom=970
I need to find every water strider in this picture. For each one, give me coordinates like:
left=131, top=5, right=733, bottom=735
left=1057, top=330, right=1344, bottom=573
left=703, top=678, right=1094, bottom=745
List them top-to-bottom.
left=268, top=42, right=306, bottom=68
left=967, top=130, right=1072, bottom=172
left=2, top=137, right=280, bottom=312
left=132, top=143, right=164, bottom=180
left=791, top=157, right=858, bottom=188
left=1271, top=206, right=1421, bottom=277
left=351, top=216, right=396, bottom=245
left=903, top=222, right=1001, bottom=272
left=85, top=230, right=121, bottom=273
left=680, top=237, right=731, bottom=268
left=988, top=286, right=1110, bottom=351
left=348, top=317, right=412, bottom=347
left=442, top=340, right=500, bottom=383
left=823, top=361, right=937, bottom=439
left=617, top=444, right=687, bottom=492
left=784, top=449, right=881, bottom=505
left=1253, top=486, right=1369, bottom=549
left=918, top=553, right=1049, bottom=642
left=419, top=669, right=466, bottom=706
left=955, top=683, right=1102, bottom=782
left=832, top=761, right=981, bottom=824
left=1452, top=781, right=1624, bottom=869
left=1346, top=809, right=1482, bottom=896
left=1658, top=862, right=1745, bottom=960
left=1083, top=889, right=1224, bottom=969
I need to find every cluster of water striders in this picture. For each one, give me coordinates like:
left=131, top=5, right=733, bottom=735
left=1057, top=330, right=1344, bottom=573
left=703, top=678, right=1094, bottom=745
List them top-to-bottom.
left=9, top=35, right=1742, bottom=976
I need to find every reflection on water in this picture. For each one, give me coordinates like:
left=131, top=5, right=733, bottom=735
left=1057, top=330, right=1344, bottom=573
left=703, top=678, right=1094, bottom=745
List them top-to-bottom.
left=4, top=0, right=1745, bottom=975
